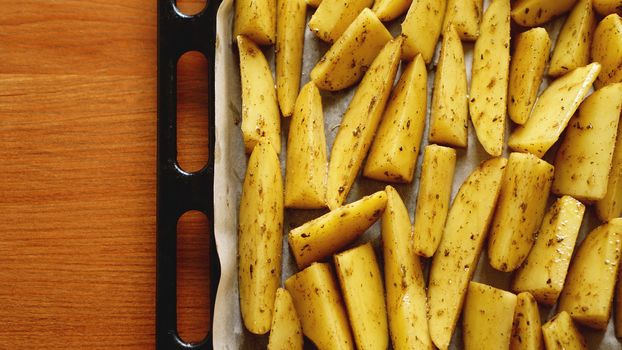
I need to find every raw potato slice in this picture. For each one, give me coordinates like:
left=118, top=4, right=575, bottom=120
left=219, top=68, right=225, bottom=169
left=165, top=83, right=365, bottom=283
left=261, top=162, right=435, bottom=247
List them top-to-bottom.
left=234, top=0, right=276, bottom=45
left=276, top=0, right=306, bottom=117
left=308, top=0, right=374, bottom=43
left=373, top=0, right=412, bottom=21
left=401, top=0, right=447, bottom=62
left=443, top=0, right=483, bottom=41
left=469, top=0, right=511, bottom=156
left=511, top=0, right=578, bottom=27
left=549, top=0, right=595, bottom=77
left=593, top=0, right=622, bottom=15
left=310, top=9, right=393, bottom=92
left=592, top=14, right=622, bottom=88
left=429, top=25, right=468, bottom=148
left=508, top=28, right=551, bottom=125
left=237, top=35, right=281, bottom=154
left=326, top=39, right=402, bottom=209
left=364, top=54, right=427, bottom=183
left=508, top=62, right=601, bottom=158
left=284, top=83, right=327, bottom=209
left=552, top=83, right=622, bottom=202
left=597, top=119, right=622, bottom=221
left=238, top=140, right=284, bottom=334
left=412, top=145, right=457, bottom=257
left=488, top=152, right=554, bottom=272
left=428, top=157, right=507, bottom=350
left=382, top=186, right=432, bottom=350
left=288, top=191, right=387, bottom=269
left=512, top=196, right=585, bottom=305
left=558, top=219, right=622, bottom=329
left=334, top=243, right=388, bottom=350
left=285, top=263, right=354, bottom=350
left=463, top=282, right=517, bottom=350
left=268, top=288, right=303, bottom=350
left=510, top=292, right=544, bottom=350
left=542, top=312, right=588, bottom=350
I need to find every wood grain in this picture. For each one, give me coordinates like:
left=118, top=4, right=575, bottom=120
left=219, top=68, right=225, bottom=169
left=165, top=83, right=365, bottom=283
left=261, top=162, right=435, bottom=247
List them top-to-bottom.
left=0, top=0, right=211, bottom=347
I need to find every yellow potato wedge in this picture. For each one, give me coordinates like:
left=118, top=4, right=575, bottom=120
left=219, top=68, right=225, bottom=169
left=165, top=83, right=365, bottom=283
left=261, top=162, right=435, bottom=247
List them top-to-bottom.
left=234, top=0, right=276, bottom=45
left=276, top=0, right=306, bottom=117
left=306, top=0, right=321, bottom=7
left=308, top=0, right=374, bottom=43
left=372, top=0, right=412, bottom=22
left=401, top=0, right=447, bottom=62
left=443, top=0, right=483, bottom=41
left=469, top=0, right=511, bottom=156
left=511, top=0, right=578, bottom=27
left=549, top=0, right=595, bottom=77
left=593, top=0, right=622, bottom=15
left=310, top=9, right=393, bottom=92
left=592, top=14, right=622, bottom=88
left=429, top=25, right=468, bottom=148
left=508, top=27, right=551, bottom=125
left=237, top=35, right=281, bottom=154
left=326, top=38, right=402, bottom=209
left=364, top=54, right=427, bottom=183
left=508, top=62, right=601, bottom=158
left=284, top=82, right=327, bottom=209
left=552, top=83, right=622, bottom=202
left=597, top=119, right=622, bottom=221
left=238, top=140, right=284, bottom=334
left=412, top=145, right=457, bottom=257
left=488, top=152, right=554, bottom=272
left=428, top=157, right=507, bottom=350
left=382, top=186, right=432, bottom=350
left=288, top=191, right=387, bottom=269
left=512, top=196, right=586, bottom=305
left=558, top=219, right=622, bottom=329
left=334, top=243, right=388, bottom=350
left=285, top=263, right=354, bottom=350
left=616, top=265, right=622, bottom=337
left=463, top=282, right=517, bottom=350
left=268, top=288, right=303, bottom=350
left=510, top=292, right=544, bottom=350
left=542, top=312, right=588, bottom=350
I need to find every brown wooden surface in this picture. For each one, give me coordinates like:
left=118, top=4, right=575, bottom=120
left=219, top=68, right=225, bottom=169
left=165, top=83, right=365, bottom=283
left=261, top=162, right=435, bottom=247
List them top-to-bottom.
left=0, top=0, right=211, bottom=348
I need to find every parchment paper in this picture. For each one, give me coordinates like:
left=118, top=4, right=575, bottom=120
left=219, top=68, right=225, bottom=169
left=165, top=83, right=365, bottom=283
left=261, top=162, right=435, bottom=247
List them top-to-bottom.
left=213, top=0, right=620, bottom=348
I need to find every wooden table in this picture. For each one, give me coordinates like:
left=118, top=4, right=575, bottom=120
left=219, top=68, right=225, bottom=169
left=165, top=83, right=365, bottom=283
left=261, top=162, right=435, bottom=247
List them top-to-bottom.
left=0, top=1, right=212, bottom=348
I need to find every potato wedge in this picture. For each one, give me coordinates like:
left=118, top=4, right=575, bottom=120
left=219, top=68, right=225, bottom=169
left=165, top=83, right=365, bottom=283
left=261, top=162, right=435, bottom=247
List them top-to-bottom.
left=234, top=0, right=276, bottom=45
left=276, top=0, right=306, bottom=117
left=308, top=0, right=374, bottom=43
left=372, top=0, right=412, bottom=22
left=401, top=0, right=447, bottom=62
left=443, top=0, right=483, bottom=41
left=469, top=0, right=511, bottom=156
left=511, top=0, right=578, bottom=27
left=549, top=0, right=595, bottom=77
left=593, top=0, right=622, bottom=15
left=310, top=9, right=393, bottom=92
left=592, top=14, right=622, bottom=88
left=429, top=25, right=468, bottom=148
left=508, top=28, right=551, bottom=125
left=237, top=35, right=281, bottom=154
left=326, top=38, right=402, bottom=209
left=364, top=54, right=427, bottom=183
left=508, top=62, right=601, bottom=158
left=284, top=82, right=327, bottom=209
left=552, top=83, right=622, bottom=202
left=597, top=119, right=622, bottom=221
left=238, top=140, right=283, bottom=334
left=412, top=145, right=457, bottom=257
left=488, top=152, right=554, bottom=272
left=428, top=157, right=507, bottom=350
left=382, top=186, right=432, bottom=350
left=288, top=191, right=387, bottom=269
left=512, top=196, right=586, bottom=305
left=558, top=219, right=622, bottom=329
left=334, top=243, right=388, bottom=350
left=285, top=263, right=354, bottom=350
left=616, top=265, right=622, bottom=337
left=463, top=282, right=517, bottom=350
left=268, top=288, right=303, bottom=350
left=510, top=292, right=544, bottom=350
left=542, top=312, right=588, bottom=350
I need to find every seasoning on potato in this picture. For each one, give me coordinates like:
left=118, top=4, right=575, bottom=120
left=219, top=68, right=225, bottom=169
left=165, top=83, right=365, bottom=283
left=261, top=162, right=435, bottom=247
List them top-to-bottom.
left=234, top=0, right=276, bottom=45
left=308, top=0, right=373, bottom=43
left=401, top=0, right=447, bottom=62
left=443, top=0, right=483, bottom=41
left=511, top=0, right=578, bottom=27
left=593, top=0, right=622, bottom=16
left=592, top=13, right=622, bottom=88
left=597, top=118, right=622, bottom=221
left=267, top=288, right=303, bottom=350
left=510, top=292, right=543, bottom=350
left=542, top=311, right=588, bottom=350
